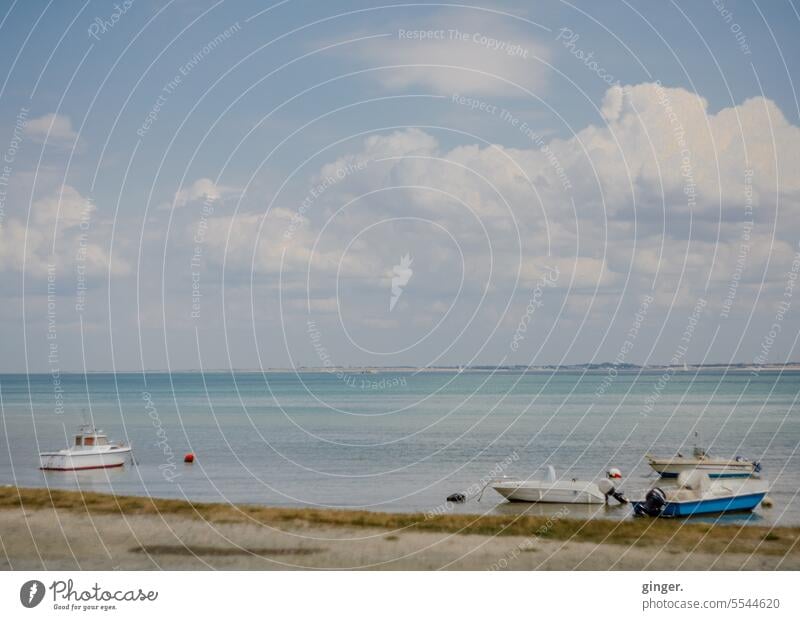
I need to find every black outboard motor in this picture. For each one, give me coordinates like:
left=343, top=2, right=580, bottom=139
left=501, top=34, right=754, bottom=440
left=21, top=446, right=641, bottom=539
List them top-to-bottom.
left=634, top=487, right=667, bottom=517
left=446, top=492, right=466, bottom=503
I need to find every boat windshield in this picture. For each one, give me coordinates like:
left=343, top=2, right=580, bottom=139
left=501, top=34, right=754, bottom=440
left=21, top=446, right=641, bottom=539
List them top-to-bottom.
left=73, top=431, right=109, bottom=448
left=82, top=436, right=108, bottom=446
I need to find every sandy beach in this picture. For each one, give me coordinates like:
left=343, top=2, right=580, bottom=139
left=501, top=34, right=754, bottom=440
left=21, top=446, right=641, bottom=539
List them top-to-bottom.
left=1, top=487, right=798, bottom=570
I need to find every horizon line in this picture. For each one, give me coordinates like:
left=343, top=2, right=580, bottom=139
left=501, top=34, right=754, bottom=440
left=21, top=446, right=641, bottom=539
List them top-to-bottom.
left=3, top=362, right=799, bottom=375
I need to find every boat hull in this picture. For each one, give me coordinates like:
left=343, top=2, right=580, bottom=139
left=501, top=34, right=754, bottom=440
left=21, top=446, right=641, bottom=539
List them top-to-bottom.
left=39, top=448, right=131, bottom=471
left=648, top=460, right=755, bottom=479
left=493, top=482, right=605, bottom=504
left=632, top=491, right=767, bottom=517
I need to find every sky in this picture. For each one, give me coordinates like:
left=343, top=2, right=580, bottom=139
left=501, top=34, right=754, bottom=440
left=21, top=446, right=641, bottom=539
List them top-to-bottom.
left=0, top=0, right=799, bottom=372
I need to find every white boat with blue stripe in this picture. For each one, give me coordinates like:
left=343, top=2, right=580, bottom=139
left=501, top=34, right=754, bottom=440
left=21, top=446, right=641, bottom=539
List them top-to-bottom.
left=633, top=471, right=769, bottom=518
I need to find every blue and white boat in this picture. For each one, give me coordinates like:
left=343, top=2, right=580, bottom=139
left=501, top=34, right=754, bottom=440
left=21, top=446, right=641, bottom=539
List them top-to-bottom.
left=633, top=471, right=769, bottom=518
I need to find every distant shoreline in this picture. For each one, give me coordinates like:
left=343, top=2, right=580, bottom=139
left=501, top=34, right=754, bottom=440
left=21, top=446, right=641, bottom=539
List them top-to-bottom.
left=4, top=364, right=800, bottom=375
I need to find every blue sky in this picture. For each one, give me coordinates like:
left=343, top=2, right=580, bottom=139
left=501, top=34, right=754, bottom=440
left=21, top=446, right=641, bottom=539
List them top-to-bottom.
left=1, top=0, right=799, bottom=371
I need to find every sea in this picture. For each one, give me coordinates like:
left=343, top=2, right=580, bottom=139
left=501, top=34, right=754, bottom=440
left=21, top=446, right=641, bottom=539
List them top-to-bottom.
left=1, top=370, right=798, bottom=525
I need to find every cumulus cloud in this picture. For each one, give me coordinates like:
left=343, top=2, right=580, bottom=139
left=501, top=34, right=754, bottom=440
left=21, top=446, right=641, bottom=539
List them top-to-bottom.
left=186, top=81, right=799, bottom=355
left=335, top=82, right=798, bottom=230
left=576, top=83, right=800, bottom=217
left=0, top=185, right=127, bottom=278
left=198, top=206, right=370, bottom=280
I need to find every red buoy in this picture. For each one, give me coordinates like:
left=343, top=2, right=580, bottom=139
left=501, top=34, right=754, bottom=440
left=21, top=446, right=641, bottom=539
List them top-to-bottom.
left=184, top=453, right=195, bottom=463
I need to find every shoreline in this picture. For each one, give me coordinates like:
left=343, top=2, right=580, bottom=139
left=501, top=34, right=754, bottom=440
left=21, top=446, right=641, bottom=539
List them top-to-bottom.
left=4, top=365, right=800, bottom=375
left=1, top=487, right=798, bottom=570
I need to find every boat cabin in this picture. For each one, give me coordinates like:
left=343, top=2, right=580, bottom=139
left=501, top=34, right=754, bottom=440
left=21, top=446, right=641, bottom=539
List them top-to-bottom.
left=74, top=428, right=109, bottom=448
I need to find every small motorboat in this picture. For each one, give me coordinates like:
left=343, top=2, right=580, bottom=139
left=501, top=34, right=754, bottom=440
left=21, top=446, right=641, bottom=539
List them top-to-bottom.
left=39, top=425, right=132, bottom=471
left=647, top=446, right=761, bottom=479
left=491, top=466, right=626, bottom=505
left=632, top=471, right=769, bottom=518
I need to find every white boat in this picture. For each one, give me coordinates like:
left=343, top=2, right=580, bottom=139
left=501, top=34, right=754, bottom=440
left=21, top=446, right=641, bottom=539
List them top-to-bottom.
left=39, top=425, right=132, bottom=471
left=647, top=447, right=761, bottom=479
left=491, top=466, right=621, bottom=505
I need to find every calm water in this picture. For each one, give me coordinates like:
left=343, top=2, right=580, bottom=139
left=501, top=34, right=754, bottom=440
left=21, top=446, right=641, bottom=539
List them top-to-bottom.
left=1, top=371, right=798, bottom=525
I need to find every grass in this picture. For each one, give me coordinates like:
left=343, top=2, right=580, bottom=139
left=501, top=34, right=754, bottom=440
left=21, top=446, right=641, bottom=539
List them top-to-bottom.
left=2, top=486, right=798, bottom=557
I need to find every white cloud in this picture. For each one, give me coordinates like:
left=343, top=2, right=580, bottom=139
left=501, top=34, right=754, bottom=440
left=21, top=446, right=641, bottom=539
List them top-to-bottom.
left=332, top=14, right=549, bottom=96
left=189, top=82, right=800, bottom=341
left=330, top=82, right=800, bottom=233
left=568, top=83, right=800, bottom=216
left=24, top=113, right=79, bottom=145
left=321, top=128, right=438, bottom=176
left=171, top=178, right=239, bottom=209
left=31, top=184, right=94, bottom=229
left=0, top=185, right=127, bottom=278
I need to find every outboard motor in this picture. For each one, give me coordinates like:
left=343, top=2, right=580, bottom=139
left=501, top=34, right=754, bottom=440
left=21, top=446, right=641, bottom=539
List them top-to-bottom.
left=598, top=478, right=628, bottom=504
left=634, top=487, right=667, bottom=517
left=446, top=492, right=466, bottom=503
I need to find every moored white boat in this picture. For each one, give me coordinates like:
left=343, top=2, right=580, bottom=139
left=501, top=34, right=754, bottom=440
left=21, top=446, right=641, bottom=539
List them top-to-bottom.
left=39, top=425, right=132, bottom=471
left=647, top=446, right=760, bottom=479
left=491, top=466, right=623, bottom=505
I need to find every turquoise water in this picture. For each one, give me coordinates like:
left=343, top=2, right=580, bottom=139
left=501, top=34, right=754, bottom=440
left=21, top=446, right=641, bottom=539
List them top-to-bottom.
left=1, top=371, right=798, bottom=525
